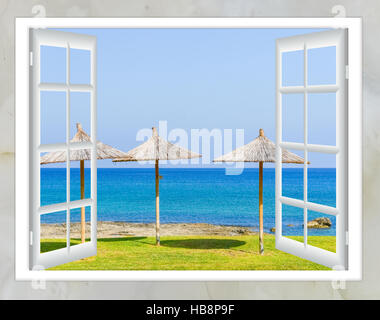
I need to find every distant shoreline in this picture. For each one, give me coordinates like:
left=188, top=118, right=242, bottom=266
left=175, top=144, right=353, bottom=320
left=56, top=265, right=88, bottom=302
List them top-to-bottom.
left=41, top=167, right=336, bottom=169
left=41, top=221, right=257, bottom=239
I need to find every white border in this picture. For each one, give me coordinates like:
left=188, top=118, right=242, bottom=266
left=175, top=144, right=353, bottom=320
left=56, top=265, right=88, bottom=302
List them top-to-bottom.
left=15, top=18, right=362, bottom=281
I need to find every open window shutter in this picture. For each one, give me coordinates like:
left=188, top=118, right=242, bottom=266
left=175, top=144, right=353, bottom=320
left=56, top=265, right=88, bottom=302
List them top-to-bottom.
left=30, top=29, right=97, bottom=269
left=275, top=29, right=347, bottom=269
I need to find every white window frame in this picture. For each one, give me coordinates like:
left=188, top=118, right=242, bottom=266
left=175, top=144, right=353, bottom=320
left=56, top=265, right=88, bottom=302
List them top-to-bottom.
left=15, top=18, right=362, bottom=281
left=30, top=29, right=97, bottom=269
left=275, top=29, right=347, bottom=269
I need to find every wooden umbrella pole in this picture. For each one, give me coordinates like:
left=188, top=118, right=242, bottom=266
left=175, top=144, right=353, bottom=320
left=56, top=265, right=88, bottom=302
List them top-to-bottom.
left=80, top=160, right=85, bottom=243
left=155, top=160, right=160, bottom=246
left=259, top=161, right=264, bottom=254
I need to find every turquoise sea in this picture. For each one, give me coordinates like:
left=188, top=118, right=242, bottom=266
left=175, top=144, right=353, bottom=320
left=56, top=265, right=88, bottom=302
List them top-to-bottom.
left=40, top=168, right=336, bottom=236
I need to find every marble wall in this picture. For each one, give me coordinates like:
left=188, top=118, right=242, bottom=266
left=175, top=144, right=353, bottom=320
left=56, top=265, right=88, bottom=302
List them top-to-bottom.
left=1, top=0, right=379, bottom=299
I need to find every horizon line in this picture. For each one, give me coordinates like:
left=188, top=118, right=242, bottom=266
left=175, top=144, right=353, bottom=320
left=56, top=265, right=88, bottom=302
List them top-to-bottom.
left=41, top=166, right=337, bottom=169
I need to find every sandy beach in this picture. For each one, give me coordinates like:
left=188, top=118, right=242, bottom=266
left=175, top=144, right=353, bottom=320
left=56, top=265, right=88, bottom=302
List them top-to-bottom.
left=40, top=221, right=256, bottom=239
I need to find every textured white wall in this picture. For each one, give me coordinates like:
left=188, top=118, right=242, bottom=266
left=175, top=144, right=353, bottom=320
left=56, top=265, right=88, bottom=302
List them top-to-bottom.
left=1, top=0, right=379, bottom=299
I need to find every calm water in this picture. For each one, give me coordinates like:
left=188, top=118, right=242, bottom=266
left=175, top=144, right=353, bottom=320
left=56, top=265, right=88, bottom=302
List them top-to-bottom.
left=40, top=168, right=336, bottom=236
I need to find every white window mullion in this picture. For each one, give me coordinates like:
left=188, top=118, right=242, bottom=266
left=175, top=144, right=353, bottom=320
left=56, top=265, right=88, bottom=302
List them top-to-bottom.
left=275, top=36, right=283, bottom=242
left=90, top=38, right=97, bottom=246
left=66, top=42, right=71, bottom=252
left=303, top=43, right=308, bottom=247
left=38, top=83, right=93, bottom=92
left=279, top=84, right=338, bottom=94
left=306, top=85, right=339, bottom=93
left=38, top=141, right=94, bottom=152
left=70, top=141, right=93, bottom=150
left=279, top=142, right=339, bottom=154
left=278, top=196, right=340, bottom=217
left=38, top=198, right=94, bottom=215
left=305, top=200, right=338, bottom=216
left=38, top=202, right=68, bottom=215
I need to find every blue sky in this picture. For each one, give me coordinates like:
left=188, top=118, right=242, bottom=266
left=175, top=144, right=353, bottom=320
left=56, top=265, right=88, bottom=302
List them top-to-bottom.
left=41, top=28, right=336, bottom=168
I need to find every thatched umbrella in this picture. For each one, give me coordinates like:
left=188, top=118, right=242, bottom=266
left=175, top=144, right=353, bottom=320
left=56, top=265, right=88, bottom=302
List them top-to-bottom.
left=40, top=123, right=131, bottom=243
left=113, top=127, right=201, bottom=245
left=213, top=128, right=306, bottom=254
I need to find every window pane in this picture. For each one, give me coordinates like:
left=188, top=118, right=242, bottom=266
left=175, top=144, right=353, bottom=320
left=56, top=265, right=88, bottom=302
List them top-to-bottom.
left=40, top=45, right=67, bottom=83
left=308, top=46, right=336, bottom=85
left=70, top=48, right=91, bottom=84
left=282, top=50, right=304, bottom=86
left=40, top=91, right=66, bottom=145
left=70, top=92, right=91, bottom=139
left=282, top=93, right=304, bottom=143
left=308, top=93, right=336, bottom=146
left=282, top=149, right=304, bottom=201
left=40, top=152, right=67, bottom=206
left=307, top=152, right=336, bottom=208
left=70, top=156, right=91, bottom=201
left=282, top=204, right=304, bottom=245
left=70, top=206, right=91, bottom=246
left=40, top=210, right=67, bottom=253
left=306, top=210, right=336, bottom=253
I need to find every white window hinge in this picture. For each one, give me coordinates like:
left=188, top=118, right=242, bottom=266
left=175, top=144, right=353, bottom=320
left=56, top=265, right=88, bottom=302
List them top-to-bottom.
left=29, top=51, right=33, bottom=66
left=345, top=65, right=349, bottom=79
left=30, top=231, right=33, bottom=245
left=345, top=231, right=349, bottom=246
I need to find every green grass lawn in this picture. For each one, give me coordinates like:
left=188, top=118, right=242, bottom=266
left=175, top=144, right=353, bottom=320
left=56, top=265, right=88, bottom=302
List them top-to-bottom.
left=42, top=234, right=335, bottom=270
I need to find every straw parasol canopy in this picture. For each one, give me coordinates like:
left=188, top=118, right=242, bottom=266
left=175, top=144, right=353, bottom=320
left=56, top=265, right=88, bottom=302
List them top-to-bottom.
left=41, top=123, right=131, bottom=243
left=41, top=123, right=130, bottom=164
left=113, top=127, right=201, bottom=245
left=113, top=127, right=201, bottom=162
left=213, top=128, right=307, bottom=254
left=213, top=129, right=305, bottom=164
